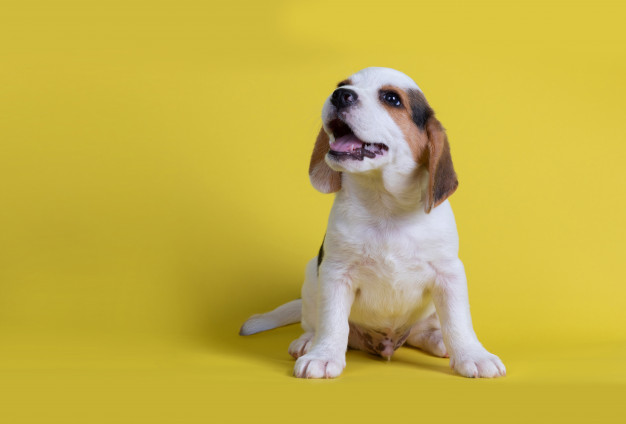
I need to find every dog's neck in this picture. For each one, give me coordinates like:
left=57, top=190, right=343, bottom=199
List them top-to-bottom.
left=338, top=166, right=429, bottom=217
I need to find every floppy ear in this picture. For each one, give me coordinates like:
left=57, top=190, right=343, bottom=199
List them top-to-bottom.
left=424, top=116, right=458, bottom=213
left=309, top=127, right=341, bottom=193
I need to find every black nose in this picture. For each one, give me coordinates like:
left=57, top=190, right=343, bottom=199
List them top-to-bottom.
left=331, top=88, right=358, bottom=109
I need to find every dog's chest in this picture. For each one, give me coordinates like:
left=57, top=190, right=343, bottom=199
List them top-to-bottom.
left=338, top=224, right=437, bottom=330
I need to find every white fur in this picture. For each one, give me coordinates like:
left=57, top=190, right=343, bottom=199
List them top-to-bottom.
left=241, top=67, right=505, bottom=379
left=350, top=67, right=422, bottom=92
left=321, top=68, right=417, bottom=175
left=239, top=299, right=302, bottom=336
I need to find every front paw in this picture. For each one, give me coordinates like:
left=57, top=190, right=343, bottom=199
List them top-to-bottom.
left=450, top=348, right=506, bottom=378
left=293, top=352, right=345, bottom=379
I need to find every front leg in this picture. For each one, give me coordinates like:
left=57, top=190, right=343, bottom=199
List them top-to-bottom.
left=432, top=259, right=506, bottom=378
left=293, top=267, right=355, bottom=379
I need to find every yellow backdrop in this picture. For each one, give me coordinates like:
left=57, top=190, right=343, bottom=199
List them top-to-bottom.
left=1, top=0, right=625, bottom=422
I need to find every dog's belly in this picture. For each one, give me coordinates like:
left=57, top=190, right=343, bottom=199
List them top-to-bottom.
left=347, top=257, right=436, bottom=357
left=348, top=322, right=413, bottom=358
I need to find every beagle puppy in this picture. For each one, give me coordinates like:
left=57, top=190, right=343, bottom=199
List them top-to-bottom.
left=240, top=67, right=505, bottom=379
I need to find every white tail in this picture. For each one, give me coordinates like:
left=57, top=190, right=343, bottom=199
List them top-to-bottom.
left=239, top=299, right=302, bottom=335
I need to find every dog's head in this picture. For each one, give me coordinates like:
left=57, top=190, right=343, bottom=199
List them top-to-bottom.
left=309, top=67, right=458, bottom=213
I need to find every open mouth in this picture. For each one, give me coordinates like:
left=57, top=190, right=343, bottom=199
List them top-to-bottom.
left=327, top=119, right=388, bottom=161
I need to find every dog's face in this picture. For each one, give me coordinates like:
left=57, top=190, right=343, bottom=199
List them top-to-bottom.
left=309, top=67, right=458, bottom=212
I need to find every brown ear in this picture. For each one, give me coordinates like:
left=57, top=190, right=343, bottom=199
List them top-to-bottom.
left=424, top=116, right=458, bottom=213
left=309, top=127, right=341, bottom=193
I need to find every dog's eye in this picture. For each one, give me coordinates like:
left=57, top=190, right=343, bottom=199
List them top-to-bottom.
left=381, top=91, right=402, bottom=107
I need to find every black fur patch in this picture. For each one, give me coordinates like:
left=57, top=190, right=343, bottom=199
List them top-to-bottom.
left=408, top=89, right=433, bottom=130
left=317, top=235, right=325, bottom=272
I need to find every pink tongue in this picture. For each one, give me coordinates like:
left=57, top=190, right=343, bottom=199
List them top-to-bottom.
left=330, top=134, right=364, bottom=152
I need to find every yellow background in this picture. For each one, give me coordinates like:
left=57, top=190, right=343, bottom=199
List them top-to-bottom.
left=1, top=0, right=625, bottom=422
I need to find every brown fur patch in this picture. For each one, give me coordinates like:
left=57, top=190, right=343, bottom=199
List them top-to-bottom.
left=336, top=79, right=351, bottom=88
left=379, top=85, right=429, bottom=164
left=379, top=86, right=458, bottom=212
left=425, top=116, right=458, bottom=211
left=309, top=127, right=341, bottom=193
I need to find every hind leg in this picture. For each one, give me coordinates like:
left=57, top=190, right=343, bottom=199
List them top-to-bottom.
left=288, top=258, right=318, bottom=359
left=406, top=311, right=448, bottom=358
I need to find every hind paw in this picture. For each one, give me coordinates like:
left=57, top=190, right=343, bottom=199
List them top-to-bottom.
left=407, top=328, right=448, bottom=358
left=288, top=333, right=314, bottom=359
